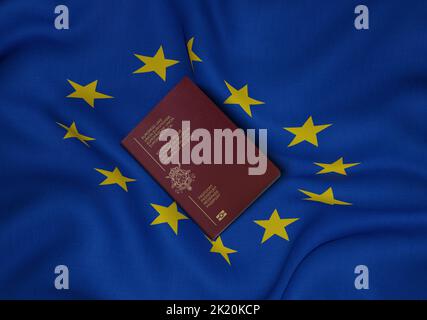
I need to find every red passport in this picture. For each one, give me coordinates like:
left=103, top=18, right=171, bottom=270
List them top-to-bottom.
left=122, top=77, right=280, bottom=239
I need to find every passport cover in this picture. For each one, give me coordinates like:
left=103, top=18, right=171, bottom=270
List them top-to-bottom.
left=122, top=77, right=281, bottom=239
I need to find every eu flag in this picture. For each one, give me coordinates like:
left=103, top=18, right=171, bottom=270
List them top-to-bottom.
left=1, top=0, right=426, bottom=299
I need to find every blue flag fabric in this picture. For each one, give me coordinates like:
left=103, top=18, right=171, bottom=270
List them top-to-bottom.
left=1, top=0, right=426, bottom=299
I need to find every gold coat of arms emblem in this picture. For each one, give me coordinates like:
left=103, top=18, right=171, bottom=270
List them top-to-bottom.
left=166, top=166, right=196, bottom=193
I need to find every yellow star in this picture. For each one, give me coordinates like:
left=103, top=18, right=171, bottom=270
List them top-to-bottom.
left=186, top=37, right=202, bottom=70
left=133, top=46, right=179, bottom=81
left=66, top=80, right=113, bottom=108
left=223, top=81, right=264, bottom=117
left=284, top=116, right=332, bottom=147
left=56, top=121, right=95, bottom=147
left=314, top=157, right=360, bottom=175
left=94, top=167, right=136, bottom=192
left=299, top=187, right=351, bottom=205
left=150, top=201, right=188, bottom=235
left=254, top=209, right=299, bottom=244
left=207, top=236, right=237, bottom=265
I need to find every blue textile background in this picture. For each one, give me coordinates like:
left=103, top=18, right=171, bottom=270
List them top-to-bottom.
left=0, top=0, right=426, bottom=299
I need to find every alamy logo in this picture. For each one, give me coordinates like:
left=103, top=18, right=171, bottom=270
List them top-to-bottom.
left=54, top=5, right=69, bottom=30
left=354, top=5, right=369, bottom=30
left=158, top=121, right=268, bottom=175
left=54, top=265, right=69, bottom=290
left=354, top=265, right=369, bottom=290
